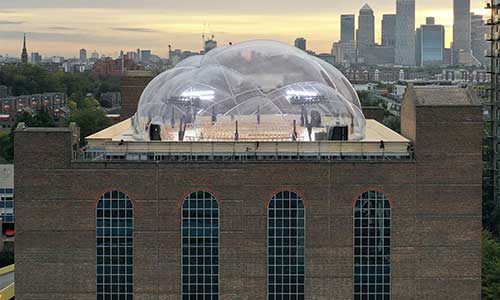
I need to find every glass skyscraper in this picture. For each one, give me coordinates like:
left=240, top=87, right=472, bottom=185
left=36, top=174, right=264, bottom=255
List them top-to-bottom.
left=395, top=0, right=416, bottom=66
left=341, top=14, right=355, bottom=42
left=417, top=17, right=445, bottom=66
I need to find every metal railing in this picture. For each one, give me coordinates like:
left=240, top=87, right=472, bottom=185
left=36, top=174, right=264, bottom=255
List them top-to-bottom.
left=79, top=143, right=414, bottom=162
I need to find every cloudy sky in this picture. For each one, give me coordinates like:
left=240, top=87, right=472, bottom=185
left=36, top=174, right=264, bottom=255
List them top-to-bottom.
left=0, top=0, right=487, bottom=58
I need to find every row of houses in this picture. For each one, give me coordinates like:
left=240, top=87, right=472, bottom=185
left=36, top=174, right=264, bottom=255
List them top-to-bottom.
left=0, top=93, right=68, bottom=128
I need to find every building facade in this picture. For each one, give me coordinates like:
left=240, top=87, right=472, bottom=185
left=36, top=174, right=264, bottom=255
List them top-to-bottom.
left=395, top=0, right=416, bottom=66
left=453, top=0, right=471, bottom=64
left=357, top=4, right=375, bottom=61
left=471, top=13, right=488, bottom=65
left=382, top=14, right=396, bottom=47
left=341, top=15, right=355, bottom=43
left=416, top=17, right=445, bottom=66
left=294, top=38, right=307, bottom=51
left=14, top=73, right=483, bottom=300
left=0, top=93, right=68, bottom=129
left=0, top=165, right=14, bottom=233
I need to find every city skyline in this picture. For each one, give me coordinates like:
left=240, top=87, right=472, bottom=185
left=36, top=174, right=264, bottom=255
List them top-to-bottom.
left=0, top=1, right=487, bottom=57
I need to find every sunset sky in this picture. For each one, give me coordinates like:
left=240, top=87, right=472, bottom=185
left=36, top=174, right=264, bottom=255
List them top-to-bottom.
left=0, top=0, right=487, bottom=58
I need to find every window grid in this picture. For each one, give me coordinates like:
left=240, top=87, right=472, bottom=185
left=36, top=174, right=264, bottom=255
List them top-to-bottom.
left=0, top=188, right=14, bottom=223
left=96, top=191, right=134, bottom=300
left=182, top=191, right=219, bottom=300
left=268, top=191, right=305, bottom=300
left=354, top=191, right=392, bottom=300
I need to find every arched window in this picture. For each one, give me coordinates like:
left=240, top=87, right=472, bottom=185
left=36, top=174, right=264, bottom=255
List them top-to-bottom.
left=96, top=190, right=134, bottom=300
left=181, top=191, right=219, bottom=299
left=268, top=191, right=305, bottom=300
left=354, top=191, right=392, bottom=300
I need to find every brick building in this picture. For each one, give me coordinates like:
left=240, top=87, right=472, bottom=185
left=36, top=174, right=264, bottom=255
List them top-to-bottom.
left=14, top=42, right=482, bottom=300
left=93, top=57, right=143, bottom=77
left=0, top=92, right=68, bottom=129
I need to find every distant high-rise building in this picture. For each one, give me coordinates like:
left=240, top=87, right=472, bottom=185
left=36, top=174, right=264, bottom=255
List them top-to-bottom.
left=395, top=0, right=416, bottom=66
left=453, top=0, right=472, bottom=64
left=357, top=4, right=375, bottom=60
left=471, top=13, right=488, bottom=65
left=381, top=14, right=396, bottom=47
left=339, top=15, right=356, bottom=63
left=341, top=15, right=355, bottom=42
left=416, top=17, right=445, bottom=66
left=21, top=34, right=28, bottom=64
left=204, top=36, right=218, bottom=53
left=294, top=37, right=307, bottom=51
left=80, top=49, right=87, bottom=62
left=137, top=49, right=141, bottom=61
left=140, top=50, right=152, bottom=62
left=126, top=51, right=137, bottom=61
left=31, top=52, right=42, bottom=64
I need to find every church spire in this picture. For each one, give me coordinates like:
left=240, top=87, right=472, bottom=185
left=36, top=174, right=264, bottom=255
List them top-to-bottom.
left=21, top=33, right=28, bottom=64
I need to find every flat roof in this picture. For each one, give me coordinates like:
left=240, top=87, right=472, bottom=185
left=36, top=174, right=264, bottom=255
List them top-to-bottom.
left=87, top=118, right=408, bottom=144
left=85, top=119, right=411, bottom=159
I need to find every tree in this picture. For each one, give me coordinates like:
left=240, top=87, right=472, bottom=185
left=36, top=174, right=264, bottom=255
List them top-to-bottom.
left=0, top=64, right=63, bottom=96
left=68, top=101, right=111, bottom=146
left=0, top=111, right=55, bottom=163
left=483, top=231, right=500, bottom=299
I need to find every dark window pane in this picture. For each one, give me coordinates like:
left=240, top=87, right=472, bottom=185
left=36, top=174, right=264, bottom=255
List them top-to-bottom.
left=96, top=191, right=134, bottom=300
left=182, top=191, right=219, bottom=298
left=268, top=191, right=305, bottom=299
left=354, top=191, right=391, bottom=299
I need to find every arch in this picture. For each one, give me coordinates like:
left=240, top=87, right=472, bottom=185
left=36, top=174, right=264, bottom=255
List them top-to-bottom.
left=96, top=190, right=134, bottom=300
left=353, top=190, right=392, bottom=300
left=181, top=191, right=220, bottom=298
left=267, top=191, right=305, bottom=299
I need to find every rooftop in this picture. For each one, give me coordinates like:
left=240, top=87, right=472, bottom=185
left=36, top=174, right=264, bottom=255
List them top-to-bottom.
left=412, top=86, right=481, bottom=106
left=84, top=118, right=412, bottom=161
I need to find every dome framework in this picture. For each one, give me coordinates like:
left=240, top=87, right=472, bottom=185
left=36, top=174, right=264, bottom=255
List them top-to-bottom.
left=133, top=40, right=366, bottom=142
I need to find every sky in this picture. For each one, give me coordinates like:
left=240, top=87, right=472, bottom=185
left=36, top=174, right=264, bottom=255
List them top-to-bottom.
left=0, top=0, right=488, bottom=58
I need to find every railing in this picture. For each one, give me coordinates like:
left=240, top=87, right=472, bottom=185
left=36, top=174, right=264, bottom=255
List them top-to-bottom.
left=79, top=141, right=414, bottom=162
left=0, top=264, right=14, bottom=300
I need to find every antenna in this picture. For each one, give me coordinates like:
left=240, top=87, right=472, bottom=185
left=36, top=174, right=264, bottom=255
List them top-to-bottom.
left=202, top=22, right=207, bottom=43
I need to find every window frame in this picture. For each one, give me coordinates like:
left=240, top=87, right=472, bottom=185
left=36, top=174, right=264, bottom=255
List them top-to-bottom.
left=96, top=190, right=134, bottom=300
left=267, top=190, right=306, bottom=300
left=353, top=190, right=392, bottom=300
left=181, top=191, right=220, bottom=299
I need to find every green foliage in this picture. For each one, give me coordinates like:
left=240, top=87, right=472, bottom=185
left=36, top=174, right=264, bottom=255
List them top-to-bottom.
left=0, top=64, right=121, bottom=104
left=0, top=64, right=63, bottom=96
left=357, top=91, right=401, bottom=132
left=68, top=101, right=112, bottom=146
left=0, top=111, right=55, bottom=163
left=483, top=231, right=500, bottom=299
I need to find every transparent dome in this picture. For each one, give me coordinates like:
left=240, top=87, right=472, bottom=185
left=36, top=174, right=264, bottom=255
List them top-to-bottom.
left=132, top=40, right=366, bottom=142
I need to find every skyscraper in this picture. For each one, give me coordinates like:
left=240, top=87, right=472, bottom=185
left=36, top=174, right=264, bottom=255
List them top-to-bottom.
left=395, top=0, right=415, bottom=66
left=453, top=0, right=471, bottom=64
left=357, top=4, right=375, bottom=60
left=471, top=13, right=488, bottom=65
left=340, top=14, right=356, bottom=63
left=382, top=14, right=396, bottom=47
left=341, top=15, right=355, bottom=42
left=416, top=17, right=445, bottom=66
left=21, top=34, right=28, bottom=64
left=294, top=37, right=306, bottom=51
left=80, top=49, right=87, bottom=62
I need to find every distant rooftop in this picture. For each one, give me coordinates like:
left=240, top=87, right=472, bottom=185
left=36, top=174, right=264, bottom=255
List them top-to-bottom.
left=412, top=86, right=481, bottom=106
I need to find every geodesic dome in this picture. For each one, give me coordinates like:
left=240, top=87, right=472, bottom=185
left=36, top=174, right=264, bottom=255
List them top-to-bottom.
left=132, top=40, right=366, bottom=142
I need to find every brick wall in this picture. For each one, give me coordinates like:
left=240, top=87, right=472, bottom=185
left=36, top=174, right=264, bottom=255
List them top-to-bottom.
left=120, top=74, right=153, bottom=121
left=13, top=92, right=482, bottom=299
